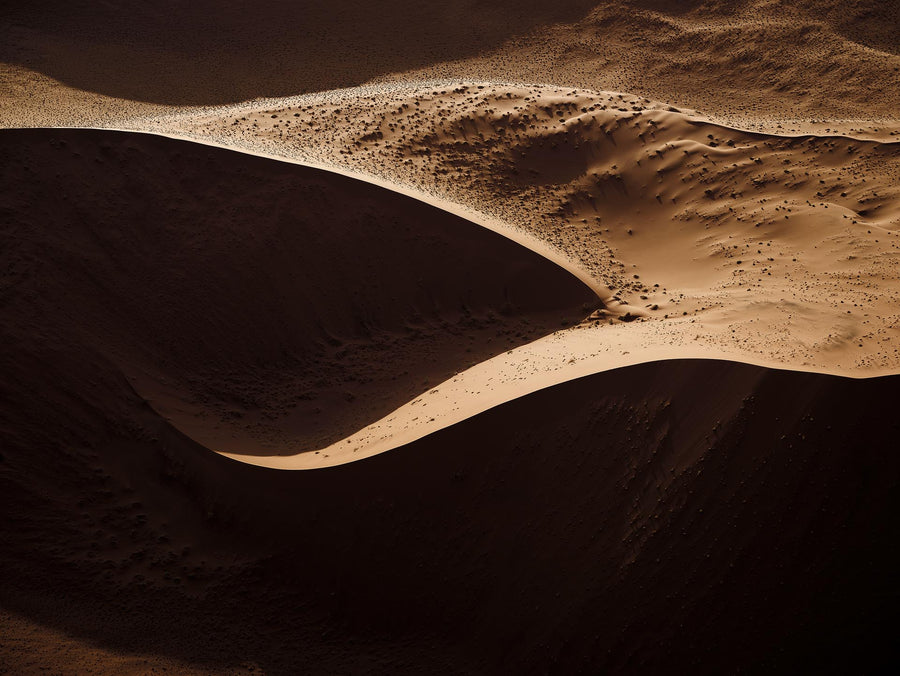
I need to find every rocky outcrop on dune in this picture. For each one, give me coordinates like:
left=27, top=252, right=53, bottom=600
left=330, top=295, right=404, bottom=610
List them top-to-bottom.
left=0, top=128, right=598, bottom=456
left=1, top=357, right=898, bottom=674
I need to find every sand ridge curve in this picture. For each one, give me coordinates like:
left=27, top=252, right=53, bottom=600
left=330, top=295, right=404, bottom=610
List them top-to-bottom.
left=2, top=3, right=900, bottom=671
left=120, top=82, right=900, bottom=466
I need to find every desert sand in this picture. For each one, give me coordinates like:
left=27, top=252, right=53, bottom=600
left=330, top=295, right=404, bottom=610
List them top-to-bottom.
left=1, top=1, right=899, bottom=674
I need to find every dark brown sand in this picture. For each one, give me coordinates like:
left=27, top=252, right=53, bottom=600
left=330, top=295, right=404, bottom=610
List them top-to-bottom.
left=1, top=2, right=898, bottom=673
left=1, top=135, right=898, bottom=673
left=1, top=356, right=898, bottom=674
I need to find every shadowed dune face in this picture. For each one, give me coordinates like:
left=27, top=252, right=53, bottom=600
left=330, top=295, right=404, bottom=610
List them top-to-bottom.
left=0, top=128, right=598, bottom=456
left=1, top=359, right=898, bottom=673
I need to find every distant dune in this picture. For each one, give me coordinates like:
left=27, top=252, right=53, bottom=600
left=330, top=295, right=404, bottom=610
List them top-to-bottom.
left=1, top=0, right=594, bottom=104
left=2, top=1, right=898, bottom=125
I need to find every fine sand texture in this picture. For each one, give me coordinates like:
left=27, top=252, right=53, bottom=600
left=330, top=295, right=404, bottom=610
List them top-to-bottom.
left=2, top=0, right=899, bottom=673
left=168, top=84, right=900, bottom=382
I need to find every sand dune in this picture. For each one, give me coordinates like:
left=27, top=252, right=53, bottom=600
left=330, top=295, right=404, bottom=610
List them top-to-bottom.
left=1, top=0, right=593, bottom=105
left=2, top=0, right=900, bottom=672
left=3, top=1, right=898, bottom=128
left=173, top=83, right=900, bottom=379
left=13, top=88, right=898, bottom=465
left=0, top=127, right=597, bottom=457
left=2, top=128, right=898, bottom=674
left=2, top=357, right=898, bottom=673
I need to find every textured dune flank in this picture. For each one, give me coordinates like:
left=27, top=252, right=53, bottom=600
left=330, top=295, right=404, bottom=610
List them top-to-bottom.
left=1, top=0, right=899, bottom=674
left=160, top=83, right=900, bottom=465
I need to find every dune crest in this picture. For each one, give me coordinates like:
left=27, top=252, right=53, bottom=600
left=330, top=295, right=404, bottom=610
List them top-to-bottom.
left=115, top=82, right=889, bottom=465
left=165, top=84, right=900, bottom=372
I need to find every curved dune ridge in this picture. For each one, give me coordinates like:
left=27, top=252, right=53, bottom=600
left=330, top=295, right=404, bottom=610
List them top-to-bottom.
left=141, top=81, right=900, bottom=466
left=181, top=82, right=900, bottom=294
left=0, top=127, right=599, bottom=458
left=1, top=127, right=898, bottom=676
left=1, top=357, right=898, bottom=673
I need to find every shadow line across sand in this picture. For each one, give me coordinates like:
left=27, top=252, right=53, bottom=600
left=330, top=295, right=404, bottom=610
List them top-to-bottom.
left=0, top=126, right=602, bottom=459
left=1, top=357, right=898, bottom=674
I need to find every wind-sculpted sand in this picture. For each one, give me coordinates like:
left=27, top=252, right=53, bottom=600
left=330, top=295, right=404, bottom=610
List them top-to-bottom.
left=1, top=1, right=899, bottom=673
left=3, top=1, right=899, bottom=128
left=133, top=82, right=899, bottom=465
left=172, top=83, right=900, bottom=376
left=1, top=127, right=597, bottom=459
left=2, top=353, right=898, bottom=674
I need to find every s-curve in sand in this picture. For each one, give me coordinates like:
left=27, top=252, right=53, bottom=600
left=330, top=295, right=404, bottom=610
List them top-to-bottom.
left=2, top=1, right=899, bottom=674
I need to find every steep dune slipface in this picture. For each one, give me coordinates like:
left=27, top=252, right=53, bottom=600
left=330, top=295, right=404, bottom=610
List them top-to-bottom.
left=0, top=128, right=598, bottom=456
left=1, top=359, right=897, bottom=674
